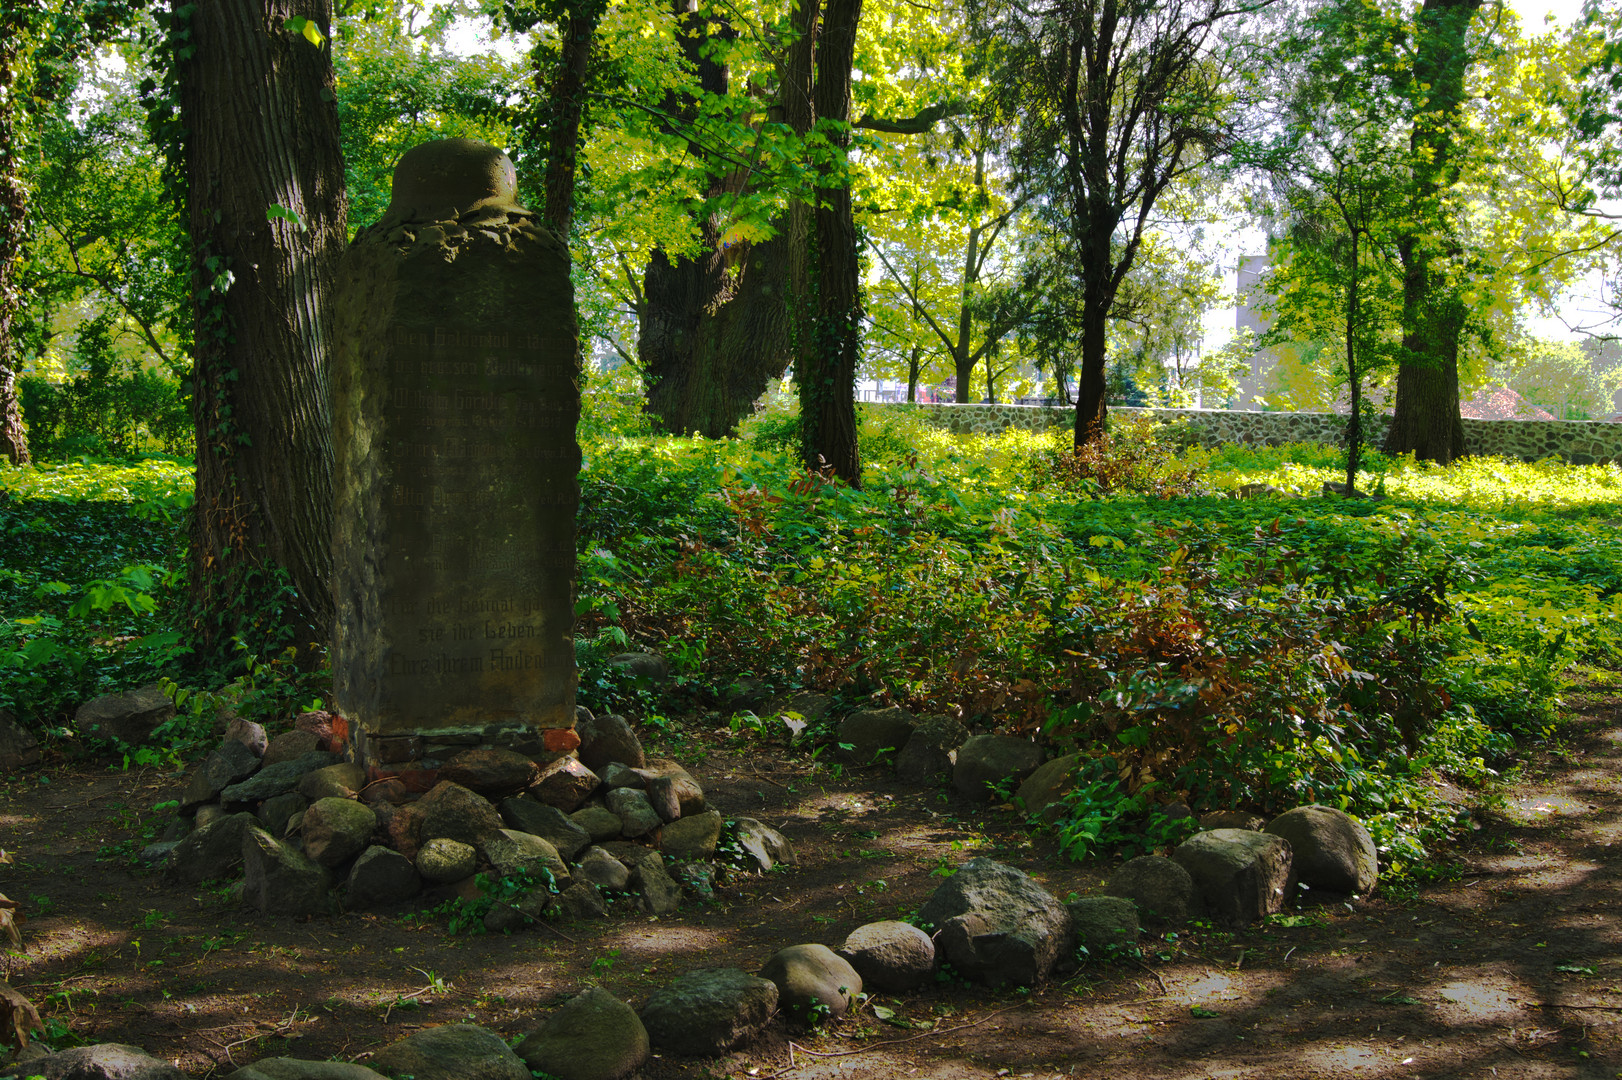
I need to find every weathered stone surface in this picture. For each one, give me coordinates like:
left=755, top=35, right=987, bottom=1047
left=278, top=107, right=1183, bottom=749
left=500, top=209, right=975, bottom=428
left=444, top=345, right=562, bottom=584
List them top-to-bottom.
left=332, top=139, right=579, bottom=773
left=607, top=652, right=669, bottom=682
left=75, top=685, right=174, bottom=747
left=836, top=706, right=916, bottom=765
left=0, top=708, right=41, bottom=772
left=294, top=710, right=339, bottom=749
left=576, top=712, right=646, bottom=772
left=894, top=713, right=970, bottom=785
left=222, top=717, right=269, bottom=757
left=263, top=730, right=324, bottom=767
left=952, top=735, right=1046, bottom=801
left=182, top=738, right=263, bottom=810
left=440, top=747, right=539, bottom=796
left=221, top=752, right=342, bottom=804
left=1015, top=753, right=1082, bottom=823
left=530, top=758, right=601, bottom=812
left=633, top=760, right=704, bottom=815
left=599, top=762, right=642, bottom=789
left=298, top=763, right=367, bottom=802
left=643, top=776, right=682, bottom=823
left=412, top=781, right=505, bottom=852
left=605, top=787, right=660, bottom=838
left=257, top=793, right=308, bottom=839
left=499, top=797, right=590, bottom=860
left=300, top=798, right=378, bottom=868
left=195, top=803, right=226, bottom=829
left=570, top=805, right=623, bottom=842
left=1265, top=805, right=1379, bottom=896
left=661, top=810, right=722, bottom=861
left=1199, top=810, right=1267, bottom=832
left=166, top=812, right=257, bottom=885
left=734, top=817, right=797, bottom=872
left=243, top=827, right=331, bottom=916
left=485, top=829, right=570, bottom=887
left=1173, top=829, right=1294, bottom=926
left=416, top=837, right=477, bottom=884
left=140, top=841, right=179, bottom=866
left=599, top=842, right=663, bottom=876
left=346, top=845, right=421, bottom=908
left=575, top=846, right=630, bottom=891
left=1100, top=855, right=1198, bottom=928
left=917, top=857, right=1073, bottom=987
left=634, top=861, right=682, bottom=915
left=671, top=862, right=715, bottom=901
left=554, top=880, right=607, bottom=919
left=483, top=890, right=554, bottom=933
left=1067, top=896, right=1140, bottom=957
left=837, top=920, right=936, bottom=992
left=760, top=944, right=862, bottom=1025
left=639, top=969, right=778, bottom=1056
left=514, top=986, right=649, bottom=1080
left=367, top=1023, right=531, bottom=1080
left=9, top=1043, right=188, bottom=1079
left=223, top=1059, right=389, bottom=1080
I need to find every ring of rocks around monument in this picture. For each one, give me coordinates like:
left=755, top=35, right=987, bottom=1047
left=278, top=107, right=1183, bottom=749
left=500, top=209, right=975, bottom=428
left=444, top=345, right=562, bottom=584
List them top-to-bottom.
left=4, top=678, right=1386, bottom=1080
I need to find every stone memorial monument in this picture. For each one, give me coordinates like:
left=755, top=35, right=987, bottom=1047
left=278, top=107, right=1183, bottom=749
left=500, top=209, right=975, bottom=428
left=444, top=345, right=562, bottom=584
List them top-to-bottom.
left=332, top=138, right=580, bottom=775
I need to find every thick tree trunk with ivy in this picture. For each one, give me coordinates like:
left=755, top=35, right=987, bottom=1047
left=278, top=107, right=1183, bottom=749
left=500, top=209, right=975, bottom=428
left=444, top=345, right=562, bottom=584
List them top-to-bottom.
left=175, top=0, right=345, bottom=654
left=640, top=0, right=795, bottom=438
left=797, top=0, right=862, bottom=486
left=1382, top=0, right=1478, bottom=464
left=539, top=2, right=598, bottom=236
left=0, top=27, right=32, bottom=467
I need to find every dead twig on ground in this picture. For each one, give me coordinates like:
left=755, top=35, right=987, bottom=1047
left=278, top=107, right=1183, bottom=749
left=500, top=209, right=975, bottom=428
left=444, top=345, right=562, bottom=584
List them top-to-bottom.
left=1136, top=958, right=1169, bottom=995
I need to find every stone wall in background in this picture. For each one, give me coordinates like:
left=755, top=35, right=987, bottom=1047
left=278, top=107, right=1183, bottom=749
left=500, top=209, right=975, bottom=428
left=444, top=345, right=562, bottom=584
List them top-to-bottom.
left=883, top=403, right=1622, bottom=465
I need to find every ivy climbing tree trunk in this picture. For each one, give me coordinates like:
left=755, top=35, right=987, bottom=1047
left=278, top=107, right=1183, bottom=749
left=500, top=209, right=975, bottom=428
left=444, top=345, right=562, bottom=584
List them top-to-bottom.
left=173, top=0, right=346, bottom=654
left=798, top=0, right=862, bottom=486
left=539, top=1, right=599, bottom=236
left=0, top=22, right=29, bottom=467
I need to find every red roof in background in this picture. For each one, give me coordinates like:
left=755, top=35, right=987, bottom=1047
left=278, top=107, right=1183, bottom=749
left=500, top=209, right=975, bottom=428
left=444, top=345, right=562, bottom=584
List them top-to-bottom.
left=1460, top=385, right=1556, bottom=421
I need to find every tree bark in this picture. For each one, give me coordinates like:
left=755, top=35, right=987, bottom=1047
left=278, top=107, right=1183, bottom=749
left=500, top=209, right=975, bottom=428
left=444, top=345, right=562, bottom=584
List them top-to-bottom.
left=177, top=0, right=345, bottom=654
left=640, top=0, right=794, bottom=438
left=541, top=4, right=597, bottom=236
left=0, top=23, right=32, bottom=466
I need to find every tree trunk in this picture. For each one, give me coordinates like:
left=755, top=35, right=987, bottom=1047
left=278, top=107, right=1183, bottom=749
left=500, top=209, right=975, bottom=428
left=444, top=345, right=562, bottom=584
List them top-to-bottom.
left=178, top=0, right=345, bottom=655
left=640, top=0, right=793, bottom=438
left=799, top=0, right=862, bottom=486
left=541, top=5, right=598, bottom=237
left=0, top=25, right=31, bottom=467
left=1073, top=273, right=1111, bottom=446
left=907, top=345, right=920, bottom=402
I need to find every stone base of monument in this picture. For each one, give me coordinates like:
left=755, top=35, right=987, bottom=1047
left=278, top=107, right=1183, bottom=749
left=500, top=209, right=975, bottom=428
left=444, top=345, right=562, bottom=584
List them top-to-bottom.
left=153, top=707, right=795, bottom=924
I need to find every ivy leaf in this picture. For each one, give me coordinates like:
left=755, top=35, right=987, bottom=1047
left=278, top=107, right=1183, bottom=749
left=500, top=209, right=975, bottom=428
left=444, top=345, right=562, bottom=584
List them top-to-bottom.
left=283, top=16, right=324, bottom=47
left=266, top=205, right=307, bottom=232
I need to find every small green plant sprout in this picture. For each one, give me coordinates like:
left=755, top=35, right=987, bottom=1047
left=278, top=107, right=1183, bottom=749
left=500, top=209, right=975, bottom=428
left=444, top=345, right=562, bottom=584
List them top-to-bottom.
left=588, top=948, right=621, bottom=981
left=413, top=968, right=453, bottom=996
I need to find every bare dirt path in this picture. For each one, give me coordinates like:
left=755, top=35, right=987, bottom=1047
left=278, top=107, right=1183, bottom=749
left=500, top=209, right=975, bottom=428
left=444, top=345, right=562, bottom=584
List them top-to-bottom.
left=3, top=692, right=1622, bottom=1080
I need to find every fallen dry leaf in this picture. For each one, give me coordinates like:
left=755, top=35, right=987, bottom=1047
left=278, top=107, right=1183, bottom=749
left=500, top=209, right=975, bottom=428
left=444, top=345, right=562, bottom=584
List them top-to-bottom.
left=0, top=893, right=22, bottom=949
left=0, top=980, right=40, bottom=1049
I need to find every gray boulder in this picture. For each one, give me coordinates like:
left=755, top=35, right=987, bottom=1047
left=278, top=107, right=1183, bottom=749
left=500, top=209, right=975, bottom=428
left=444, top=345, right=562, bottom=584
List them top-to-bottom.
left=607, top=651, right=669, bottom=683
left=75, top=685, right=174, bottom=747
left=836, top=706, right=916, bottom=765
left=0, top=708, right=40, bottom=773
left=577, top=712, right=646, bottom=771
left=894, top=713, right=969, bottom=785
left=222, top=717, right=268, bottom=757
left=262, top=730, right=324, bottom=767
left=953, top=735, right=1046, bottom=801
left=182, top=739, right=263, bottom=810
left=439, top=746, right=538, bottom=796
left=220, top=751, right=342, bottom=804
left=1014, top=753, right=1082, bottom=823
left=530, top=757, right=602, bottom=812
left=632, top=760, right=705, bottom=815
left=599, top=762, right=643, bottom=789
left=297, top=763, right=367, bottom=802
left=643, top=776, right=682, bottom=822
left=412, top=781, right=506, bottom=852
left=604, top=788, right=661, bottom=838
left=256, top=792, right=308, bottom=839
left=300, top=798, right=378, bottom=868
left=500, top=798, right=591, bottom=860
left=570, top=805, right=623, bottom=843
left=1265, top=805, right=1378, bottom=896
left=1200, top=809, right=1267, bottom=832
left=661, top=810, right=722, bottom=861
left=166, top=811, right=257, bottom=885
left=734, top=818, right=796, bottom=872
left=242, top=827, right=331, bottom=916
left=485, top=829, right=571, bottom=888
left=1173, top=829, right=1294, bottom=926
left=416, top=837, right=477, bottom=884
left=345, top=846, right=420, bottom=908
left=576, top=847, right=631, bottom=891
left=1100, top=855, right=1197, bottom=928
left=917, top=857, right=1073, bottom=987
left=633, top=860, right=682, bottom=915
left=671, top=862, right=716, bottom=901
left=554, top=880, right=608, bottom=920
left=484, top=890, right=554, bottom=933
left=1067, top=896, right=1140, bottom=957
left=837, top=920, right=935, bottom=991
left=760, top=944, right=862, bottom=1025
left=639, top=969, right=779, bottom=1056
left=514, top=986, right=649, bottom=1080
left=368, top=1024, right=530, bottom=1080
left=6, top=1043, right=187, bottom=1079
left=223, top=1059, right=388, bottom=1080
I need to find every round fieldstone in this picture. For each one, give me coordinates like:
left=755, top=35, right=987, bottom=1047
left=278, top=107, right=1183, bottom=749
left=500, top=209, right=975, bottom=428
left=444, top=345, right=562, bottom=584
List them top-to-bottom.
left=836, top=706, right=917, bottom=765
left=577, top=712, right=647, bottom=772
left=952, top=734, right=1046, bottom=801
left=440, top=747, right=538, bottom=796
left=531, top=757, right=602, bottom=811
left=298, top=762, right=366, bottom=802
left=605, top=788, right=661, bottom=838
left=301, top=797, right=378, bottom=868
left=499, top=797, right=591, bottom=861
left=570, top=804, right=623, bottom=842
left=1265, top=804, right=1379, bottom=896
left=661, top=810, right=722, bottom=861
left=1173, top=829, right=1294, bottom=926
left=417, top=837, right=477, bottom=883
left=346, top=845, right=421, bottom=908
left=576, top=846, right=630, bottom=890
left=1100, top=854, right=1197, bottom=927
left=1067, top=895, right=1140, bottom=957
left=837, top=920, right=935, bottom=991
left=759, top=944, right=863, bottom=1025
left=639, top=969, right=778, bottom=1056
left=514, top=986, right=649, bottom=1080
left=368, top=1022, right=530, bottom=1080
